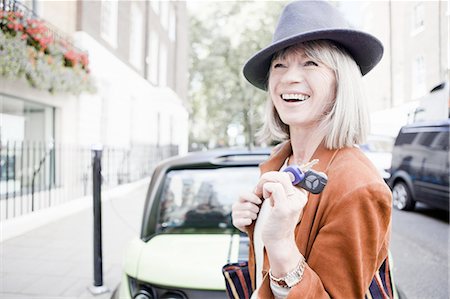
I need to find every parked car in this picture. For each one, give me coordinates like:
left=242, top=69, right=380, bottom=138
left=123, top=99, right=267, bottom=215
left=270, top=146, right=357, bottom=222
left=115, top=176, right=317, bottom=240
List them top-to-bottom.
left=389, top=120, right=449, bottom=211
left=359, top=135, right=394, bottom=182
left=113, top=148, right=270, bottom=299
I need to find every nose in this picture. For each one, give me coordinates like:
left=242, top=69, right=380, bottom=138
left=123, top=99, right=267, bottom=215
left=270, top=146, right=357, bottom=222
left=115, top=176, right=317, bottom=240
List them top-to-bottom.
left=280, top=65, right=305, bottom=84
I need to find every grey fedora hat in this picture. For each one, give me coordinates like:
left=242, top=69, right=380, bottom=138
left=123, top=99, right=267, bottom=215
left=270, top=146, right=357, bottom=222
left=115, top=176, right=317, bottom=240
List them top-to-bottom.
left=243, top=0, right=384, bottom=90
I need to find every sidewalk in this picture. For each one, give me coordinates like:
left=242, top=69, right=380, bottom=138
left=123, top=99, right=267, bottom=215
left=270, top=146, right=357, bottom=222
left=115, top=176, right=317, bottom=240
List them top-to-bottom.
left=1, top=178, right=149, bottom=299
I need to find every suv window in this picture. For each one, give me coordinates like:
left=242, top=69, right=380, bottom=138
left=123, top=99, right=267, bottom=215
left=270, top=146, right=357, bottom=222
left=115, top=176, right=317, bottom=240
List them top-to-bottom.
left=417, top=131, right=439, bottom=147
left=430, top=131, right=449, bottom=151
left=395, top=132, right=417, bottom=146
left=157, top=167, right=260, bottom=233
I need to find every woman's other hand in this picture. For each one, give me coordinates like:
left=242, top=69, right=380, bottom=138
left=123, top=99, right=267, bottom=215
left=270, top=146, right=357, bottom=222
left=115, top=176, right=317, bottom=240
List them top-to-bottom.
left=254, top=171, right=308, bottom=247
left=231, top=191, right=262, bottom=233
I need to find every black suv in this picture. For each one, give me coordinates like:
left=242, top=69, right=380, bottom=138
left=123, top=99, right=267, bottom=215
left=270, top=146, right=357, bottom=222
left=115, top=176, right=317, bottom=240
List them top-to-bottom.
left=389, top=120, right=449, bottom=211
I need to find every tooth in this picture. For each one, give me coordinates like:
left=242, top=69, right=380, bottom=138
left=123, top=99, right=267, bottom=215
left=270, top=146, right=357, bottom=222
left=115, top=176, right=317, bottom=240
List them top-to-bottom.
left=282, top=93, right=310, bottom=101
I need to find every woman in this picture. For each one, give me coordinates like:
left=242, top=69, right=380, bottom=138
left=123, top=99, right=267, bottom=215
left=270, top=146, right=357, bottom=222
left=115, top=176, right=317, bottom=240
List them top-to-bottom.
left=231, top=1, right=393, bottom=298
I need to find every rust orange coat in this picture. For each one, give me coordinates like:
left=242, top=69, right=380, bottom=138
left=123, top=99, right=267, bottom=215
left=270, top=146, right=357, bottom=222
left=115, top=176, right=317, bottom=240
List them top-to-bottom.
left=248, top=141, right=392, bottom=298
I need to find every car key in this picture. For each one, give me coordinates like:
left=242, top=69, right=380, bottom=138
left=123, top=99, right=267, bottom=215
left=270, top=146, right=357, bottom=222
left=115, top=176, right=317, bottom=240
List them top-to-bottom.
left=284, top=164, right=328, bottom=194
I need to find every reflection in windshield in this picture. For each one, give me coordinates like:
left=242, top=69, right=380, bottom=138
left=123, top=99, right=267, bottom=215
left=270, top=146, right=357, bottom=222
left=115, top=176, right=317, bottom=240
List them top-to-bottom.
left=158, top=167, right=260, bottom=233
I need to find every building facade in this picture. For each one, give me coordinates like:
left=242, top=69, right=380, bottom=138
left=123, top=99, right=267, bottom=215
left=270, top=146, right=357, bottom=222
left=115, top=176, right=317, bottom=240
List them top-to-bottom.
left=0, top=0, right=189, bottom=219
left=338, top=1, right=449, bottom=137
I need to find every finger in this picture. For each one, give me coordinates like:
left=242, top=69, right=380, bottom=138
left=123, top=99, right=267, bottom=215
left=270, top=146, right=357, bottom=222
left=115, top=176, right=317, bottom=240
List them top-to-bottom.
left=255, top=171, right=294, bottom=197
left=255, top=171, right=278, bottom=197
left=262, top=182, right=286, bottom=205
left=295, top=186, right=308, bottom=197
left=238, top=192, right=262, bottom=205
left=232, top=201, right=259, bottom=214
left=235, top=201, right=260, bottom=216
left=244, top=201, right=260, bottom=214
left=231, top=202, right=259, bottom=219
left=232, top=209, right=258, bottom=221
left=231, top=210, right=257, bottom=229
left=232, top=218, right=252, bottom=229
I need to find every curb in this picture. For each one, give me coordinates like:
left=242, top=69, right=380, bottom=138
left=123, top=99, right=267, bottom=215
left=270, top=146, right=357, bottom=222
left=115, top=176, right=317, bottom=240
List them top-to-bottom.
left=0, top=177, right=150, bottom=242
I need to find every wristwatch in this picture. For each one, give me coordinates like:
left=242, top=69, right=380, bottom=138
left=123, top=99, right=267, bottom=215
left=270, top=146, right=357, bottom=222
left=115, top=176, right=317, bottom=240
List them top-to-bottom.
left=269, top=257, right=306, bottom=288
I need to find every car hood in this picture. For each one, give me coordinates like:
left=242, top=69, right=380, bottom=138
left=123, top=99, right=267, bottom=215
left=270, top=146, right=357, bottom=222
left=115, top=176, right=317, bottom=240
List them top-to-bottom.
left=137, top=233, right=240, bottom=290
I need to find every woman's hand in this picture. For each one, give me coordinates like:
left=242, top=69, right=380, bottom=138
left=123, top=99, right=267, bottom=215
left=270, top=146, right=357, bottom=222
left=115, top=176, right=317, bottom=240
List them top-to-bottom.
left=254, top=171, right=308, bottom=248
left=231, top=191, right=262, bottom=233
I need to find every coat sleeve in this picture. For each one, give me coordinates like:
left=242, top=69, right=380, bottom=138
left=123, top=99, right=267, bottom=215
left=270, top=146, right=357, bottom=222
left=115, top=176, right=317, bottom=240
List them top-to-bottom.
left=264, top=182, right=392, bottom=298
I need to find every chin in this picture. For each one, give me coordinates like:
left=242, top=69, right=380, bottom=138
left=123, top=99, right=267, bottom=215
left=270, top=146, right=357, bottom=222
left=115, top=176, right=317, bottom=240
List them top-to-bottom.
left=279, top=114, right=305, bottom=126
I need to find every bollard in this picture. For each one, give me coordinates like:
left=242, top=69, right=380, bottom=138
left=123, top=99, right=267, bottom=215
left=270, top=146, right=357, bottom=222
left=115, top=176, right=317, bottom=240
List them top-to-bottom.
left=88, top=146, right=109, bottom=295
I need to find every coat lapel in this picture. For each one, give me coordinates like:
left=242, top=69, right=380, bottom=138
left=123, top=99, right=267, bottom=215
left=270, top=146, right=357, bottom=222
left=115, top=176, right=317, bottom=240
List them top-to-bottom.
left=252, top=141, right=340, bottom=298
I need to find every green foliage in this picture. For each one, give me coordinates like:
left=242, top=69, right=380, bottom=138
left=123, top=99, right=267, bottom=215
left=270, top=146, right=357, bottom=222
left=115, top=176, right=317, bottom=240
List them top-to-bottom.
left=188, top=1, right=286, bottom=149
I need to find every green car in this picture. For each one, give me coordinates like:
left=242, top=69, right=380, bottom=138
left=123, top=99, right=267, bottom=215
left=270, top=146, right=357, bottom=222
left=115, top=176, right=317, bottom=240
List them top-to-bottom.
left=114, top=149, right=270, bottom=299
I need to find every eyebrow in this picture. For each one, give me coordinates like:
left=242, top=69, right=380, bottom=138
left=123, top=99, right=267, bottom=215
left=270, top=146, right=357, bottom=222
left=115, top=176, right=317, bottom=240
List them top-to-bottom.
left=274, top=52, right=309, bottom=62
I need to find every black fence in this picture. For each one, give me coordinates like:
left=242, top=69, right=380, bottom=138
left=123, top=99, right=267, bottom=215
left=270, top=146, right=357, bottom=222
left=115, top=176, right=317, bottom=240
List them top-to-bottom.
left=0, top=141, right=178, bottom=220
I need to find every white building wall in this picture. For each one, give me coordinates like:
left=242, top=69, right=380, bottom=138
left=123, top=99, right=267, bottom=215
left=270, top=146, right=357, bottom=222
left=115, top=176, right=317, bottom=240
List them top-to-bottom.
left=73, top=31, right=189, bottom=152
left=77, top=94, right=103, bottom=146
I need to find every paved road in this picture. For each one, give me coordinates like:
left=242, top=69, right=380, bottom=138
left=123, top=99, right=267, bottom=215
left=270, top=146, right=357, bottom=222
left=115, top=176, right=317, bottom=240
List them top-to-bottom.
left=1, top=181, right=148, bottom=299
left=390, top=203, right=449, bottom=299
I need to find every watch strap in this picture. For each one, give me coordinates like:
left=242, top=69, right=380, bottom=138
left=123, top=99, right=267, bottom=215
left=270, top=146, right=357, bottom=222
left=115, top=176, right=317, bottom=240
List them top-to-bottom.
left=269, top=256, right=306, bottom=288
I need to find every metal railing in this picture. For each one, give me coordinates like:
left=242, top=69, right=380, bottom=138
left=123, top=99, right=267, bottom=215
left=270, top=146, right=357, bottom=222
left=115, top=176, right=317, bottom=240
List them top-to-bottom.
left=0, top=140, right=178, bottom=220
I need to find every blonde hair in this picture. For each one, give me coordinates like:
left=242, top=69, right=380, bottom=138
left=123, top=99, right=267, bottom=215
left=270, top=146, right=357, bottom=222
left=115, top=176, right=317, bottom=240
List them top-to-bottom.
left=257, top=40, right=370, bottom=149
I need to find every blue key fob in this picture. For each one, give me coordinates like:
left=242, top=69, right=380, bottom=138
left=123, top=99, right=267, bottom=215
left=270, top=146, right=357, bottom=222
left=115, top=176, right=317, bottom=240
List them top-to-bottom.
left=284, top=165, right=328, bottom=194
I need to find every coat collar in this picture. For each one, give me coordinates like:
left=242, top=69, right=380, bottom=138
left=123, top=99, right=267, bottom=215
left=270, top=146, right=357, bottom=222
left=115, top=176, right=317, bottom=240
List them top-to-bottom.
left=259, top=140, right=339, bottom=175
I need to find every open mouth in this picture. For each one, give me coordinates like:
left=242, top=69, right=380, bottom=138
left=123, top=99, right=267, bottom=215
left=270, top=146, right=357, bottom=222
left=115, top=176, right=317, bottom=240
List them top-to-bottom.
left=281, top=93, right=310, bottom=102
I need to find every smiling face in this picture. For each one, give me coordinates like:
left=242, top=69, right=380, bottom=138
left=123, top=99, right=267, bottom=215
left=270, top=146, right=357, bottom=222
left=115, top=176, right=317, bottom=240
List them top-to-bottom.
left=268, top=45, right=336, bottom=129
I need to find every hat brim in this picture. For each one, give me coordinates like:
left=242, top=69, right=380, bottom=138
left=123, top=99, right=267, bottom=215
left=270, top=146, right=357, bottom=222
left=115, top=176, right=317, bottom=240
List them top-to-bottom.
left=242, top=29, right=384, bottom=90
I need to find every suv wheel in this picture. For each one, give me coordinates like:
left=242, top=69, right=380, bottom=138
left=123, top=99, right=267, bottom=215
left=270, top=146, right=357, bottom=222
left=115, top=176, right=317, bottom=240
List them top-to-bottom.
left=392, top=181, right=415, bottom=211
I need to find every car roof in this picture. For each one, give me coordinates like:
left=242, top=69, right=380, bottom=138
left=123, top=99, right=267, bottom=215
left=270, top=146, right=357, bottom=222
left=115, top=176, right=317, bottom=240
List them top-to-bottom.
left=401, top=119, right=450, bottom=131
left=155, top=147, right=272, bottom=170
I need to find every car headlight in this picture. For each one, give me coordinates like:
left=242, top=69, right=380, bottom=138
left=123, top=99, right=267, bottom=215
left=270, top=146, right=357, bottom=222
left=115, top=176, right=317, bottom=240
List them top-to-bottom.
left=127, top=276, right=188, bottom=299
left=128, top=276, right=157, bottom=299
left=135, top=290, right=155, bottom=299
left=160, top=291, right=188, bottom=299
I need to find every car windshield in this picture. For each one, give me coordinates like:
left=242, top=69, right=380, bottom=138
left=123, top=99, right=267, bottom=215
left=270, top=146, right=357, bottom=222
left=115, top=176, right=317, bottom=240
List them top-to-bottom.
left=157, top=167, right=260, bottom=233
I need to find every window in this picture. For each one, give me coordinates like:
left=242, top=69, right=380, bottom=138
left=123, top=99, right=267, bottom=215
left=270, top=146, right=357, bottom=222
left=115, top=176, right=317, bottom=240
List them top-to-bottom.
left=100, top=0, right=118, bottom=48
left=150, top=0, right=159, bottom=15
left=160, top=1, right=169, bottom=30
left=412, top=2, right=424, bottom=33
left=129, top=3, right=144, bottom=70
left=169, top=5, right=177, bottom=41
left=147, top=30, right=159, bottom=84
left=159, top=42, right=168, bottom=87
left=412, top=55, right=426, bottom=98
left=0, top=95, right=55, bottom=193
left=0, top=96, right=54, bottom=143
left=431, top=131, right=449, bottom=150
left=395, top=132, right=418, bottom=146
left=417, top=132, right=438, bottom=147
left=157, top=167, right=260, bottom=233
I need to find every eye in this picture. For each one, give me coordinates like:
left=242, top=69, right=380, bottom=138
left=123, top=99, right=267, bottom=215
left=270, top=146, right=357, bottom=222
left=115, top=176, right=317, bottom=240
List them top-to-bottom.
left=304, top=60, right=319, bottom=67
left=273, top=63, right=286, bottom=68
